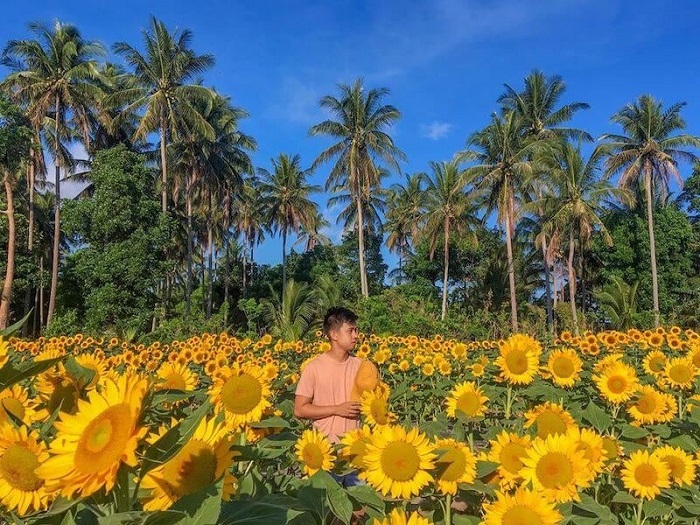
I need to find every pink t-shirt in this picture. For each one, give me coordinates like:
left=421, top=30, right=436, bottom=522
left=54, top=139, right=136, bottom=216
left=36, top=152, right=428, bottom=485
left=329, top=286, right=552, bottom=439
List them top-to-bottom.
left=295, top=353, right=362, bottom=443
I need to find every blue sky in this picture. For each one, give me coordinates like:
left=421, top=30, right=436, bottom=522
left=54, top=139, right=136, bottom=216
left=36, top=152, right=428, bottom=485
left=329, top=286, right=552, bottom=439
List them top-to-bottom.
left=3, top=0, right=700, bottom=268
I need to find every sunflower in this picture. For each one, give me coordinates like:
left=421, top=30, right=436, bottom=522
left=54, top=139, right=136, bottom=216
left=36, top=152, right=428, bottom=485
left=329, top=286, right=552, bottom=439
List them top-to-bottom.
left=495, top=334, right=542, bottom=386
left=0, top=337, right=9, bottom=367
left=543, top=348, right=583, bottom=388
left=643, top=351, right=667, bottom=377
left=74, top=353, right=107, bottom=390
left=663, top=357, right=697, bottom=390
left=155, top=362, right=198, bottom=391
left=593, top=362, right=639, bottom=405
left=209, top=363, right=271, bottom=429
left=34, top=369, right=83, bottom=415
left=35, top=373, right=148, bottom=498
left=445, top=381, right=488, bottom=419
left=0, top=385, right=42, bottom=426
left=627, top=385, right=666, bottom=426
left=361, top=389, right=397, bottom=427
left=523, top=402, right=577, bottom=439
left=140, top=417, right=237, bottom=510
left=0, top=425, right=54, bottom=516
left=339, top=425, right=373, bottom=471
left=361, top=425, right=436, bottom=499
left=566, top=427, right=605, bottom=483
left=295, top=428, right=335, bottom=477
left=488, top=431, right=532, bottom=490
left=519, top=433, right=590, bottom=503
left=600, top=435, right=623, bottom=465
left=433, top=438, right=477, bottom=495
left=654, top=445, right=696, bottom=486
left=620, top=450, right=671, bottom=500
left=481, top=487, right=562, bottom=525
left=370, top=508, right=432, bottom=525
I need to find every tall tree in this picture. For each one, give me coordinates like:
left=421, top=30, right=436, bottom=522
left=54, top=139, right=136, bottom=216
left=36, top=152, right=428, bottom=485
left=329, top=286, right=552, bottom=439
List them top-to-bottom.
left=112, top=16, right=215, bottom=212
left=2, top=21, right=105, bottom=326
left=310, top=78, right=405, bottom=297
left=598, top=95, right=700, bottom=326
left=0, top=98, right=32, bottom=328
left=460, top=111, right=537, bottom=331
left=534, top=143, right=631, bottom=334
left=258, top=154, right=319, bottom=295
left=421, top=160, right=477, bottom=321
left=233, top=177, right=265, bottom=292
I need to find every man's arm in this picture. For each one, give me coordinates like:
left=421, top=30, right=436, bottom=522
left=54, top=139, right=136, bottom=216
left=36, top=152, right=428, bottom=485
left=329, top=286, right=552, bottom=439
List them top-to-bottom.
left=294, top=395, right=360, bottom=420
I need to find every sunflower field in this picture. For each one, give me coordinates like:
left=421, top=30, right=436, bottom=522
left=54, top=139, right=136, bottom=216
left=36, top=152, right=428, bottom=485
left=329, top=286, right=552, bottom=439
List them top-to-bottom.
left=2, top=327, right=700, bottom=525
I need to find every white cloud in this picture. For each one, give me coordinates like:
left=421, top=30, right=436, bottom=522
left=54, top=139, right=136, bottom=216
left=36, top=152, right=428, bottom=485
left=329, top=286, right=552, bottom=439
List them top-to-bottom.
left=267, top=77, right=325, bottom=125
left=421, top=121, right=453, bottom=140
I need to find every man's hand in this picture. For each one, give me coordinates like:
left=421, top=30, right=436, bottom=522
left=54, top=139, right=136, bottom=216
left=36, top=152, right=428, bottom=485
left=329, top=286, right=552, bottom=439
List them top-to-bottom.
left=335, top=401, right=361, bottom=418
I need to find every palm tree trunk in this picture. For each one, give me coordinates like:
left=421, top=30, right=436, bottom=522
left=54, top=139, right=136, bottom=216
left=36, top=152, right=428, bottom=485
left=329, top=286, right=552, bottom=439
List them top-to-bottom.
left=47, top=97, right=61, bottom=327
left=160, top=115, right=168, bottom=213
left=27, top=142, right=35, bottom=250
left=645, top=168, right=660, bottom=327
left=185, top=169, right=194, bottom=321
left=0, top=172, right=16, bottom=329
left=504, top=193, right=518, bottom=331
left=356, top=195, right=369, bottom=298
left=206, top=219, right=213, bottom=319
left=441, top=219, right=450, bottom=321
left=282, top=229, right=287, bottom=299
left=568, top=229, right=579, bottom=335
left=223, top=237, right=230, bottom=326
left=542, top=237, right=554, bottom=333
left=242, top=238, right=248, bottom=292
left=39, top=256, right=44, bottom=329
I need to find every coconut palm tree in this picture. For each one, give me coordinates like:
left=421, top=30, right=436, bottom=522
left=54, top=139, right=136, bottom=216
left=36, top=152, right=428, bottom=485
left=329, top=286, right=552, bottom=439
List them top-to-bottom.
left=111, top=16, right=215, bottom=213
left=2, top=21, right=105, bottom=326
left=499, top=70, right=592, bottom=331
left=310, top=78, right=405, bottom=297
left=598, top=95, right=700, bottom=326
left=459, top=111, right=538, bottom=331
left=533, top=142, right=632, bottom=334
left=258, top=154, right=320, bottom=294
left=421, top=160, right=478, bottom=321
left=385, top=172, right=426, bottom=283
left=233, top=177, right=266, bottom=292
left=595, top=276, right=639, bottom=330
left=264, top=279, right=316, bottom=341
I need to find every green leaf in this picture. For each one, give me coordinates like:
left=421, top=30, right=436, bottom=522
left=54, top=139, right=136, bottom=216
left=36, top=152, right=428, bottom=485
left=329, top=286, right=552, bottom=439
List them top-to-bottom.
left=0, top=309, right=32, bottom=337
left=0, top=356, right=63, bottom=390
left=64, top=357, right=96, bottom=388
left=149, top=389, right=194, bottom=406
left=138, top=401, right=211, bottom=478
left=581, top=402, right=612, bottom=432
left=249, top=416, right=290, bottom=429
left=620, top=424, right=648, bottom=439
left=648, top=424, right=671, bottom=439
left=668, top=434, right=699, bottom=451
left=476, top=460, right=499, bottom=478
left=308, top=471, right=352, bottom=525
left=169, top=479, right=222, bottom=525
left=297, top=485, right=328, bottom=523
left=346, top=485, right=384, bottom=511
left=611, top=491, right=641, bottom=504
left=573, top=494, right=618, bottom=525
left=219, top=495, right=309, bottom=525
left=643, top=496, right=673, bottom=519
left=97, top=512, right=151, bottom=525
left=143, top=512, right=188, bottom=525
left=452, top=515, right=481, bottom=525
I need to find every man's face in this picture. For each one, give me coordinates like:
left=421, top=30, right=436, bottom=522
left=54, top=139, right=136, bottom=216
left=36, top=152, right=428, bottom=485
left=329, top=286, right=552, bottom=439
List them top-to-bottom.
left=332, top=322, right=359, bottom=351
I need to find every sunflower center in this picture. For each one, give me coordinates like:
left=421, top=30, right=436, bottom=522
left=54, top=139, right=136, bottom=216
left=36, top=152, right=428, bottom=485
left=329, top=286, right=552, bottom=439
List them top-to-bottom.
left=505, top=351, right=528, bottom=374
left=692, top=353, right=700, bottom=369
left=552, top=357, right=575, bottom=378
left=649, top=357, right=665, bottom=373
left=669, top=365, right=692, bottom=384
left=163, top=373, right=187, bottom=390
left=221, top=373, right=262, bottom=414
left=607, top=375, right=627, bottom=394
left=456, top=392, right=480, bottom=416
left=636, top=394, right=657, bottom=415
left=1, top=397, right=26, bottom=422
left=75, top=404, right=134, bottom=474
left=535, top=412, right=567, bottom=438
left=601, top=438, right=618, bottom=461
left=165, top=441, right=218, bottom=497
left=381, top=441, right=421, bottom=482
left=301, top=442, right=325, bottom=470
left=0, top=443, right=43, bottom=492
left=500, top=443, right=527, bottom=474
left=437, top=447, right=466, bottom=482
left=536, top=452, right=572, bottom=488
left=661, top=455, right=685, bottom=479
left=635, top=463, right=658, bottom=487
left=502, top=507, right=544, bottom=525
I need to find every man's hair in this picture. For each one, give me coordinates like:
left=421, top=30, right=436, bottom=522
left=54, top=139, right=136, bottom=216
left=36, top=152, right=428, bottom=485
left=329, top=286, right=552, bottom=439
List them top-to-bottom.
left=323, top=306, right=358, bottom=337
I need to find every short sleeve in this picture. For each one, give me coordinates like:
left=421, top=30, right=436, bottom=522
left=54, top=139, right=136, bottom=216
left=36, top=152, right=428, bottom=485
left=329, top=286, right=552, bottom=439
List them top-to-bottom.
left=295, top=362, right=316, bottom=398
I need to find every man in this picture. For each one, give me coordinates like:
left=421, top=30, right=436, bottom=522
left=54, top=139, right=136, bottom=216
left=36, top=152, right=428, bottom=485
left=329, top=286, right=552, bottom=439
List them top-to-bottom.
left=294, top=306, right=361, bottom=443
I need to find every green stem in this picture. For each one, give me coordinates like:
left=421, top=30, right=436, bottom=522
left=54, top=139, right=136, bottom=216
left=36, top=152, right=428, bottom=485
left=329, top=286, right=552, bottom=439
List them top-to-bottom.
left=505, top=385, right=513, bottom=419
left=678, top=391, right=684, bottom=420
left=445, top=493, right=453, bottom=525
left=635, top=499, right=644, bottom=525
